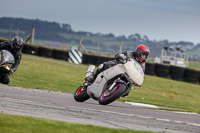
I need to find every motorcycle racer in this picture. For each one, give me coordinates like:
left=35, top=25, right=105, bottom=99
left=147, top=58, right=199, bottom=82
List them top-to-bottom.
left=0, top=36, right=23, bottom=84
left=85, top=44, right=150, bottom=86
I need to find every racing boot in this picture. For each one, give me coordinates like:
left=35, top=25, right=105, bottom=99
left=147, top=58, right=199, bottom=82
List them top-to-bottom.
left=85, top=63, right=105, bottom=84
left=85, top=65, right=95, bottom=84
left=85, top=74, right=94, bottom=84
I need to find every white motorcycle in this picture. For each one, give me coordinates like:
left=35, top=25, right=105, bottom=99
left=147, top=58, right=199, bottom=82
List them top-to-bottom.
left=74, top=59, right=144, bottom=105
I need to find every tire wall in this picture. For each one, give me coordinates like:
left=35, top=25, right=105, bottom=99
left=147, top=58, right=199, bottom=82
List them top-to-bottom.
left=21, top=42, right=69, bottom=61
left=22, top=43, right=39, bottom=55
left=38, top=47, right=53, bottom=58
left=52, top=49, right=69, bottom=61
left=82, top=54, right=114, bottom=66
left=145, top=63, right=156, bottom=76
left=153, top=63, right=200, bottom=84
left=155, top=64, right=170, bottom=78
left=170, top=66, right=185, bottom=81
left=184, top=68, right=200, bottom=83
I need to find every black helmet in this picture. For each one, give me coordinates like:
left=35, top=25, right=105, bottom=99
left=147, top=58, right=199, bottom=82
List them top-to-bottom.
left=11, top=36, right=24, bottom=51
left=135, top=44, right=150, bottom=63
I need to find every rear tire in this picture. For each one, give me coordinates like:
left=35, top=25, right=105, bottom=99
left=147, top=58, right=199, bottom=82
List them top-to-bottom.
left=98, top=83, right=126, bottom=105
left=74, top=84, right=90, bottom=102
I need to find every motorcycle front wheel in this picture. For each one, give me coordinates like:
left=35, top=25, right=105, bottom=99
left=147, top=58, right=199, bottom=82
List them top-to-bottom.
left=74, top=83, right=90, bottom=102
left=98, top=83, right=126, bottom=105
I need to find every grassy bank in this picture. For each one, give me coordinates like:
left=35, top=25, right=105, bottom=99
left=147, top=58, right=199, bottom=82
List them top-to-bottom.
left=9, top=54, right=200, bottom=113
left=10, top=55, right=87, bottom=93
left=188, top=61, right=200, bottom=70
left=122, top=76, right=200, bottom=113
left=0, top=113, right=155, bottom=133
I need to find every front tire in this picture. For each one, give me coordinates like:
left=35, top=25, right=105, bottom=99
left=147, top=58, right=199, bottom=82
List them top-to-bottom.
left=0, top=74, right=10, bottom=84
left=74, top=83, right=90, bottom=102
left=98, top=83, right=126, bottom=105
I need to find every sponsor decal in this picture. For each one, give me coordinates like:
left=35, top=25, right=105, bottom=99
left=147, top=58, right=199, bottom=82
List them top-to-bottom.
left=135, top=63, right=140, bottom=70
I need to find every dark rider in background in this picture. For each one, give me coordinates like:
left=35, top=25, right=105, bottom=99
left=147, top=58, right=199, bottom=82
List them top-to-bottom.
left=0, top=36, right=24, bottom=84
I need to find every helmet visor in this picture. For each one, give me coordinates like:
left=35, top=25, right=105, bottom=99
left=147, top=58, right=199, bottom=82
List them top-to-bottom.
left=13, top=43, right=21, bottom=50
left=137, top=49, right=149, bottom=63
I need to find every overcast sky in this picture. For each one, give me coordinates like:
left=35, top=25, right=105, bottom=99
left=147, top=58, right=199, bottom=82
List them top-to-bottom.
left=0, top=0, right=199, bottom=44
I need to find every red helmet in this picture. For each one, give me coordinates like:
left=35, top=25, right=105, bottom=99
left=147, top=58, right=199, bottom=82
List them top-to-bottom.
left=135, top=44, right=150, bottom=63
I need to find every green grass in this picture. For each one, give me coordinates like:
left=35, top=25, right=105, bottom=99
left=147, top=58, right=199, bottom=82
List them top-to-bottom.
left=186, top=49, right=200, bottom=55
left=9, top=54, right=200, bottom=113
left=10, top=55, right=87, bottom=93
left=188, top=61, right=200, bottom=70
left=122, top=75, right=200, bottom=113
left=0, top=113, right=155, bottom=133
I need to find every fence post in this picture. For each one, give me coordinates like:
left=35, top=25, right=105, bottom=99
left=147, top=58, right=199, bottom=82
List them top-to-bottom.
left=30, top=28, right=35, bottom=44
left=78, top=37, right=88, bottom=54
left=97, top=42, right=99, bottom=55
left=119, top=42, right=123, bottom=53
left=161, top=47, right=163, bottom=63
left=186, top=54, right=189, bottom=67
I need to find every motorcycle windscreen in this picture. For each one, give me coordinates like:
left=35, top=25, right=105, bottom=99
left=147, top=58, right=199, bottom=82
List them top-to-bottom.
left=0, top=50, right=15, bottom=65
left=124, top=59, right=144, bottom=86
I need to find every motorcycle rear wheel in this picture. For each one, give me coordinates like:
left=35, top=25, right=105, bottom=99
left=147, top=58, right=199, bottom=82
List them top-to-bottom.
left=74, top=83, right=90, bottom=102
left=98, top=83, right=126, bottom=105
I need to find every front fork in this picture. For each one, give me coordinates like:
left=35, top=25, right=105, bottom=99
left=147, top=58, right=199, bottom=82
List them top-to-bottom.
left=108, top=77, right=129, bottom=92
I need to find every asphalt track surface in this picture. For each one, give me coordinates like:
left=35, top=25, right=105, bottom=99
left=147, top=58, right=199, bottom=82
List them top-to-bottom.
left=0, top=85, right=200, bottom=133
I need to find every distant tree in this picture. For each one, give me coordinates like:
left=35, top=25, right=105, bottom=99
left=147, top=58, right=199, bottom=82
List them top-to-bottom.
left=0, top=17, right=73, bottom=33
left=62, top=24, right=72, bottom=31
left=103, top=33, right=115, bottom=38
left=128, top=33, right=141, bottom=41
left=134, top=33, right=141, bottom=40
left=128, top=34, right=134, bottom=40
left=116, top=35, right=127, bottom=41
left=143, top=35, right=149, bottom=42
left=159, top=39, right=169, bottom=46
left=196, top=43, right=200, bottom=48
